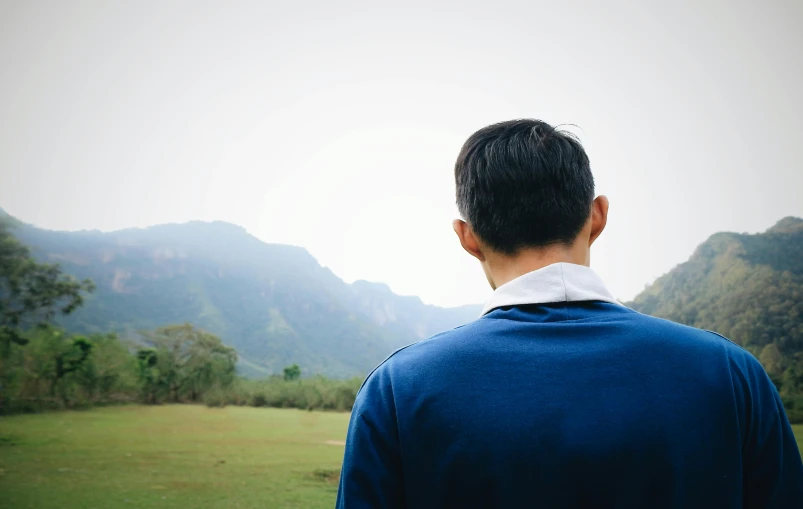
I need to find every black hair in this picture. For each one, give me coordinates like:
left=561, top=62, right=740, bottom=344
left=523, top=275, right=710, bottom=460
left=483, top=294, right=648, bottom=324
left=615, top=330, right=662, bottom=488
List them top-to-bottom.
left=454, top=119, right=595, bottom=254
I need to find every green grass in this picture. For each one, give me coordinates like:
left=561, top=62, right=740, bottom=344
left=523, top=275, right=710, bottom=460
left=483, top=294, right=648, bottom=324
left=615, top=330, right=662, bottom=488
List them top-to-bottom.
left=0, top=405, right=350, bottom=509
left=0, top=407, right=801, bottom=509
left=795, top=425, right=803, bottom=456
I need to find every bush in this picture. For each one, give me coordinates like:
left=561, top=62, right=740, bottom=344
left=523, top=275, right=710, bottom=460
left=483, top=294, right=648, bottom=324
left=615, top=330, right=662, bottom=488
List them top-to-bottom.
left=220, top=376, right=363, bottom=412
left=203, top=390, right=228, bottom=408
left=250, top=392, right=268, bottom=407
left=782, top=395, right=803, bottom=424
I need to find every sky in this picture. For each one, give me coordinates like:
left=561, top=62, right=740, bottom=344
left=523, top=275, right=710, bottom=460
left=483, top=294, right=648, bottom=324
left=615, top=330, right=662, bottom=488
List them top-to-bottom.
left=1, top=1, right=801, bottom=308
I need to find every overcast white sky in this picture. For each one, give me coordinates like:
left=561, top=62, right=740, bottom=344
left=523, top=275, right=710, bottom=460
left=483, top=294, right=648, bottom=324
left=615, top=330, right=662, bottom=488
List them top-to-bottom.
left=1, top=0, right=801, bottom=307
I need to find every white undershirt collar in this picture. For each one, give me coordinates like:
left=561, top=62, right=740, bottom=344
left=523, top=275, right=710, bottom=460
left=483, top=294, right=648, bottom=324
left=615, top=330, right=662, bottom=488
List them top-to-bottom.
left=480, top=262, right=621, bottom=316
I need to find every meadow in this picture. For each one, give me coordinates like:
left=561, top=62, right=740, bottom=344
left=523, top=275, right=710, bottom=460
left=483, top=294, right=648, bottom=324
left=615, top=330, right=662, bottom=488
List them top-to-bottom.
left=0, top=406, right=349, bottom=509
left=1, top=406, right=802, bottom=509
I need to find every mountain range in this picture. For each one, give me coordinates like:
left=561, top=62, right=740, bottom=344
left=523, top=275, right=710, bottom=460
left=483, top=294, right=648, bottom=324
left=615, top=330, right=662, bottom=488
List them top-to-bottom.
left=5, top=207, right=802, bottom=383
left=2, top=210, right=480, bottom=377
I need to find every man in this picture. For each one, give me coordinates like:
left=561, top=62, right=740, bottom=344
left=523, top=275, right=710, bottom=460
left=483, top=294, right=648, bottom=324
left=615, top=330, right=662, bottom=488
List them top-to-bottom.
left=336, top=119, right=803, bottom=508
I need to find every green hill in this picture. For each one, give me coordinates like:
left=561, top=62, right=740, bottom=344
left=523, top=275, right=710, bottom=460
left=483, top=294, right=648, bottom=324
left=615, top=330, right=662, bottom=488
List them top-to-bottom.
left=4, top=214, right=480, bottom=377
left=629, top=217, right=803, bottom=391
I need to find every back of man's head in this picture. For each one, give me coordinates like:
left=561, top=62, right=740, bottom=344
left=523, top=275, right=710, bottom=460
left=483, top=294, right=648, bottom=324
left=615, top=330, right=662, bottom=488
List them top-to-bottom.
left=454, top=119, right=595, bottom=254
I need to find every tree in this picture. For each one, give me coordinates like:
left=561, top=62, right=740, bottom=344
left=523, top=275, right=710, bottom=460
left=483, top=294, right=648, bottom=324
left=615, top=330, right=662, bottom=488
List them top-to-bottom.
left=0, top=216, right=94, bottom=352
left=139, top=324, right=237, bottom=403
left=12, top=326, right=95, bottom=405
left=81, top=333, right=138, bottom=402
left=50, top=334, right=92, bottom=397
left=759, top=343, right=785, bottom=376
left=136, top=347, right=164, bottom=404
left=283, top=364, right=301, bottom=381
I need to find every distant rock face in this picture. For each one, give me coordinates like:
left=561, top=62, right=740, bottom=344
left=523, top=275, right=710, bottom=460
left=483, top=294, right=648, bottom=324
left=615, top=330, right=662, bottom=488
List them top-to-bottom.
left=7, top=217, right=482, bottom=377
left=628, top=217, right=803, bottom=378
left=111, top=269, right=131, bottom=293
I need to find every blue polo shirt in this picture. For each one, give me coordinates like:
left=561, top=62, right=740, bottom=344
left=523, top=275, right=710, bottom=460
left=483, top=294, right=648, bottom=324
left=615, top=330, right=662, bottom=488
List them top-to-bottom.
left=336, top=263, right=803, bottom=508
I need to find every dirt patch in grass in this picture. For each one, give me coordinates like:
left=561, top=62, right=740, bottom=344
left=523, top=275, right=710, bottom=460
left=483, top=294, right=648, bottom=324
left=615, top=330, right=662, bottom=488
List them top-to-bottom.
left=324, top=440, right=345, bottom=446
left=311, top=468, right=340, bottom=485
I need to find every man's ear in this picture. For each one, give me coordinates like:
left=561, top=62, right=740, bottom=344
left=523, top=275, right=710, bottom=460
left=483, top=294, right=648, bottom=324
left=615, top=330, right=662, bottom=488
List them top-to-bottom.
left=589, top=195, right=609, bottom=246
left=452, top=220, right=486, bottom=262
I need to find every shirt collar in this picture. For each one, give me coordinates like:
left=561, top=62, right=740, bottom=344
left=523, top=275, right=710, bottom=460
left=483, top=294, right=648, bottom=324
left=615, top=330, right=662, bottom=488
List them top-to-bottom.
left=480, top=262, right=621, bottom=316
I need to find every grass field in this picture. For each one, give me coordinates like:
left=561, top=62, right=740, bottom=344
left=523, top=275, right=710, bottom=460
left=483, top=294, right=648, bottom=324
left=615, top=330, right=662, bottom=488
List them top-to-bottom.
left=0, top=406, right=350, bottom=509
left=1, top=406, right=802, bottom=509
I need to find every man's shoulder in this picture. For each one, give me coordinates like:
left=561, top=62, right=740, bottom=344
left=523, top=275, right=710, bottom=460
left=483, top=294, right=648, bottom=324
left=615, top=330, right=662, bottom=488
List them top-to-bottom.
left=621, top=308, right=768, bottom=380
left=626, top=308, right=753, bottom=353
left=361, top=319, right=489, bottom=382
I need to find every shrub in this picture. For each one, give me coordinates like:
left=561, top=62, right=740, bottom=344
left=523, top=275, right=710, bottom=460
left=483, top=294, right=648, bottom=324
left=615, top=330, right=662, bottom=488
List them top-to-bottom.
left=203, top=390, right=228, bottom=408
left=250, top=392, right=268, bottom=407
left=782, top=395, right=803, bottom=424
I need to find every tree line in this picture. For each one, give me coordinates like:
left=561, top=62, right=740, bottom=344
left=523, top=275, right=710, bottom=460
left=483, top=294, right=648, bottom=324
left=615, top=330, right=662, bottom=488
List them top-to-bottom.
left=2, top=214, right=801, bottom=421
left=0, top=216, right=361, bottom=414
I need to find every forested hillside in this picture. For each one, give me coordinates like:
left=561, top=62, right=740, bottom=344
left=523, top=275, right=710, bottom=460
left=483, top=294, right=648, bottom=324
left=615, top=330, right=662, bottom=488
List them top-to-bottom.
left=1, top=211, right=480, bottom=377
left=629, top=217, right=803, bottom=416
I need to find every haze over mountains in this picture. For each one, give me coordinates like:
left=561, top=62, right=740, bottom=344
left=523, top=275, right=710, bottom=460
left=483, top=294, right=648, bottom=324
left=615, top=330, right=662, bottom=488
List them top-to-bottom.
left=3, top=207, right=802, bottom=385
left=0, top=209, right=480, bottom=376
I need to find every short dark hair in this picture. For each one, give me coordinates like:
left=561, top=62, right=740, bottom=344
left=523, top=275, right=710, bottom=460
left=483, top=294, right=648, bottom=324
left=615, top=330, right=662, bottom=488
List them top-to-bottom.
left=454, top=119, right=595, bottom=254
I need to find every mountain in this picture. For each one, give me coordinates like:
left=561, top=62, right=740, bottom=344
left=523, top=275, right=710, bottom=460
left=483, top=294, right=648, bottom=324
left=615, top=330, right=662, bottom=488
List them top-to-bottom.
left=3, top=214, right=481, bottom=377
left=629, top=217, right=803, bottom=380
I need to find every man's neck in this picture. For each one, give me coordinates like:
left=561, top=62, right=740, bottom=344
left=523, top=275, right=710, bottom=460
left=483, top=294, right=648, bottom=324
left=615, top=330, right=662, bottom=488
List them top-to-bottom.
left=486, top=244, right=589, bottom=289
